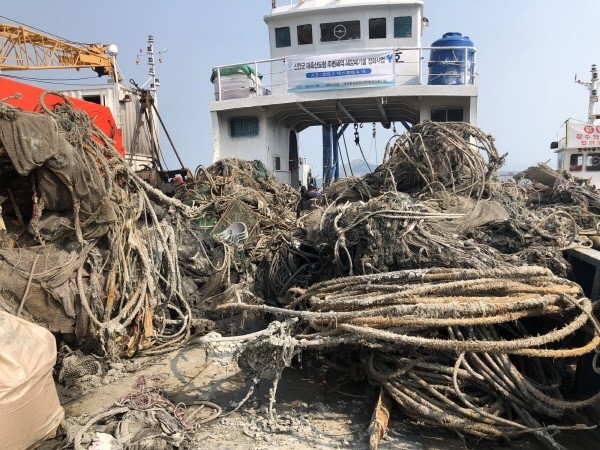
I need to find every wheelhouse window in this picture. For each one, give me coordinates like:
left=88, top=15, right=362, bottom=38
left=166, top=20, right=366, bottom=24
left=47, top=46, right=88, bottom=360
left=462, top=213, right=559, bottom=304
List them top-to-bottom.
left=394, top=16, right=412, bottom=38
left=369, top=18, right=386, bottom=39
left=320, top=20, right=361, bottom=42
left=297, top=24, right=313, bottom=45
left=275, top=27, right=291, bottom=48
left=431, top=108, right=464, bottom=122
left=230, top=117, right=259, bottom=138
left=585, top=153, right=600, bottom=171
left=570, top=154, right=583, bottom=171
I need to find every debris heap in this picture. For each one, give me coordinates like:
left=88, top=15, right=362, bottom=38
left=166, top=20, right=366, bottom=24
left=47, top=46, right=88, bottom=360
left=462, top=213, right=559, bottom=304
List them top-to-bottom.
left=3, top=88, right=600, bottom=450
left=0, top=94, right=224, bottom=358
left=215, top=121, right=600, bottom=450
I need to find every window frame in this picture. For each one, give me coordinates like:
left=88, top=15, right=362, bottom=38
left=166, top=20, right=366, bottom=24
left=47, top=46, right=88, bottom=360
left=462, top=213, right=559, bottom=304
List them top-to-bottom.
left=393, top=16, right=412, bottom=38
left=369, top=18, right=386, bottom=39
left=320, top=20, right=361, bottom=42
left=297, top=24, right=313, bottom=45
left=275, top=26, right=291, bottom=48
left=431, top=107, right=464, bottom=122
left=229, top=116, right=260, bottom=138
left=585, top=153, right=600, bottom=171
left=570, top=154, right=584, bottom=171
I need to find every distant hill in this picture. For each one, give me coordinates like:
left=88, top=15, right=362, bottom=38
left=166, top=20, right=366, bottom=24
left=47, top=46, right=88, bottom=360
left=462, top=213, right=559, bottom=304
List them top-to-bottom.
left=341, top=158, right=377, bottom=177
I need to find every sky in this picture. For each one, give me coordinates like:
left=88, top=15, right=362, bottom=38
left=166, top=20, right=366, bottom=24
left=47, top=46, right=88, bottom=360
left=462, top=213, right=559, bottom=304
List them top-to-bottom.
left=1, top=0, right=600, bottom=174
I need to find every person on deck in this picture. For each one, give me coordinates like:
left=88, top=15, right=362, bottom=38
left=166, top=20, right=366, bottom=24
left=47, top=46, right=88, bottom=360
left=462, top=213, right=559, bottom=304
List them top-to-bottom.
left=296, top=184, right=318, bottom=217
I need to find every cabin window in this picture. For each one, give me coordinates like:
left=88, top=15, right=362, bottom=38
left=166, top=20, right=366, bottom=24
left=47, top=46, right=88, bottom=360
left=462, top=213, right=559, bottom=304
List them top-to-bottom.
left=394, top=16, right=412, bottom=38
left=369, top=18, right=386, bottom=39
left=320, top=20, right=361, bottom=42
left=297, top=24, right=313, bottom=45
left=275, top=27, right=291, bottom=48
left=82, top=94, right=103, bottom=105
left=431, top=108, right=464, bottom=122
left=230, top=116, right=259, bottom=138
left=585, top=153, right=600, bottom=171
left=570, top=154, right=583, bottom=171
left=274, top=156, right=281, bottom=171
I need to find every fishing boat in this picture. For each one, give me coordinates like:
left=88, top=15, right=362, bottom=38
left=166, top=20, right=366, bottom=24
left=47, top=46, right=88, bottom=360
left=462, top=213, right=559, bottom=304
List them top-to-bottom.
left=210, top=0, right=478, bottom=188
left=552, top=64, right=600, bottom=185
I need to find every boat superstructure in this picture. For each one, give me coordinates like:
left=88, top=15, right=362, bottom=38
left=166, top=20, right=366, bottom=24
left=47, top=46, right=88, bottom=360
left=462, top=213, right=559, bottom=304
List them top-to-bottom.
left=210, top=0, right=478, bottom=188
left=552, top=64, right=600, bottom=185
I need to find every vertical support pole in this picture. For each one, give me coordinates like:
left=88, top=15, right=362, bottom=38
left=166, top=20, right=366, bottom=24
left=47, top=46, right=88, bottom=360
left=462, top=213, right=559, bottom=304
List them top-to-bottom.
left=418, top=47, right=423, bottom=85
left=463, top=47, right=468, bottom=85
left=254, top=62, right=260, bottom=96
left=217, top=69, right=222, bottom=101
left=332, top=124, right=340, bottom=181
left=322, top=125, right=332, bottom=187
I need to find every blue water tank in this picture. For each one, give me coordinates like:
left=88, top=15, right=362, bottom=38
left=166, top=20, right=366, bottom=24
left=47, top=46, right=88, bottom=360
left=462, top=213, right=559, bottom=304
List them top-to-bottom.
left=428, top=32, right=475, bottom=85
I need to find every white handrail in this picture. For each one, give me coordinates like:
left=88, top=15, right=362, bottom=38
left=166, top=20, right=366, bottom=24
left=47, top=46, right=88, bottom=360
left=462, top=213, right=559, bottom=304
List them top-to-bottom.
left=212, top=45, right=477, bottom=101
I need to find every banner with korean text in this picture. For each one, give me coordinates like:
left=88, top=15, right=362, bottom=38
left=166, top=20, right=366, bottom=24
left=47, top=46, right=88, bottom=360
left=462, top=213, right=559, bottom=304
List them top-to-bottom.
left=286, top=50, right=395, bottom=92
left=566, top=122, right=600, bottom=148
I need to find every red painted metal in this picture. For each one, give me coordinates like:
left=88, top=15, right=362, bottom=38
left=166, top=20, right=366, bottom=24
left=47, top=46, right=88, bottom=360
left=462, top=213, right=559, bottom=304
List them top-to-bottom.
left=0, top=77, right=125, bottom=156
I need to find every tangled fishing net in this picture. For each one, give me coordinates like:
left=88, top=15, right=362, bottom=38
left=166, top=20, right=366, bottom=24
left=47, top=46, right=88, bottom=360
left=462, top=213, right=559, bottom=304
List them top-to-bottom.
left=3, top=86, right=600, bottom=449
left=0, top=92, right=226, bottom=358
left=208, top=121, right=600, bottom=449
left=220, top=265, right=600, bottom=449
left=68, top=375, right=221, bottom=450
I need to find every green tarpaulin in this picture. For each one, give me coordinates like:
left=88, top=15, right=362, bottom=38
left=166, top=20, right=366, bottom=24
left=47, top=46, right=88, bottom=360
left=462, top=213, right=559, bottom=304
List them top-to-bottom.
left=210, top=65, right=263, bottom=83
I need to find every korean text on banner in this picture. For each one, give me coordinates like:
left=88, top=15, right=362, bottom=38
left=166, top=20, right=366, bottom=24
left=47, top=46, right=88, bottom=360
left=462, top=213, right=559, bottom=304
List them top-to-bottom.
left=286, top=50, right=396, bottom=93
left=566, top=122, right=600, bottom=148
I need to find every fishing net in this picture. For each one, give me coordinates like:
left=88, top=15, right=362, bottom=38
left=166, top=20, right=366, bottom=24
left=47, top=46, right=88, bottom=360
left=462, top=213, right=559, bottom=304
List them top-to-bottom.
left=0, top=94, right=224, bottom=358
left=213, top=121, right=600, bottom=449
left=219, top=266, right=600, bottom=450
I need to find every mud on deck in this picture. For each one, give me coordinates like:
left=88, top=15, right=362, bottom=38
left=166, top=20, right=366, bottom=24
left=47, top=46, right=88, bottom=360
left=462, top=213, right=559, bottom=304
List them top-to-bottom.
left=40, top=339, right=600, bottom=450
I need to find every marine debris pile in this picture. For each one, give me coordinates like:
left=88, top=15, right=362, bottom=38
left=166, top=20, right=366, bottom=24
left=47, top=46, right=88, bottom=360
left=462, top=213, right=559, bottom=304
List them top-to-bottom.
left=0, top=93, right=227, bottom=359
left=2, top=93, right=600, bottom=450
left=213, top=122, right=600, bottom=449
left=188, top=158, right=299, bottom=261
left=219, top=266, right=599, bottom=449
left=68, top=375, right=221, bottom=450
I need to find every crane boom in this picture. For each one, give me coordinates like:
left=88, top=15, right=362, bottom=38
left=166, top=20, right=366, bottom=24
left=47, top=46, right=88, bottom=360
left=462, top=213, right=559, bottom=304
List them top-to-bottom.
left=0, top=23, right=119, bottom=79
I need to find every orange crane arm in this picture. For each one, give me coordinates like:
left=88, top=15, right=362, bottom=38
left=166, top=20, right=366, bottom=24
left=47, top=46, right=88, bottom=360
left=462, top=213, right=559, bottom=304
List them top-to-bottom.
left=0, top=23, right=120, bottom=80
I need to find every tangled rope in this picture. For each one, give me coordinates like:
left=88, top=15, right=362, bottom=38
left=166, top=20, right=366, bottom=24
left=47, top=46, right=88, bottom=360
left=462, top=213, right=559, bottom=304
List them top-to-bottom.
left=0, top=94, right=199, bottom=358
left=378, top=121, right=504, bottom=198
left=217, top=266, right=600, bottom=449
left=72, top=375, right=222, bottom=450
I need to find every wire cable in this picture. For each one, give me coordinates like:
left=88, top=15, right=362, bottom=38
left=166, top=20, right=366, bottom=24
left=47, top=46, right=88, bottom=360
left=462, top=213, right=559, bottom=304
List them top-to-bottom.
left=0, top=15, right=95, bottom=46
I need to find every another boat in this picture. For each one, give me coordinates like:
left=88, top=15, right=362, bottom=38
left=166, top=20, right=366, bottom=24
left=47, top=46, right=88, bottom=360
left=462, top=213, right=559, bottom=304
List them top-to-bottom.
left=210, top=0, right=478, bottom=188
left=552, top=64, right=600, bottom=185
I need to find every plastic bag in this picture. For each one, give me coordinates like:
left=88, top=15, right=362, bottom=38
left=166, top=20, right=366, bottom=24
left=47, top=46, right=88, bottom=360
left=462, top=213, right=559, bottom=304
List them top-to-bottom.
left=0, top=310, right=64, bottom=450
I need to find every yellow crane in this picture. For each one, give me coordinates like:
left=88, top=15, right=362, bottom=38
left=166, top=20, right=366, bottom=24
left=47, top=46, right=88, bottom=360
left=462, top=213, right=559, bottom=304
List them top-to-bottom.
left=0, top=23, right=120, bottom=80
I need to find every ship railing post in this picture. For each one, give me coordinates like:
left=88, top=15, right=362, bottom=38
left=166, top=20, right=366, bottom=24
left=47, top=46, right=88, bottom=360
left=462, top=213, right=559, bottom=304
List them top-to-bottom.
left=419, top=47, right=423, bottom=85
left=463, top=47, right=467, bottom=85
left=472, top=48, right=477, bottom=85
left=254, top=61, right=259, bottom=96
left=217, top=68, right=222, bottom=101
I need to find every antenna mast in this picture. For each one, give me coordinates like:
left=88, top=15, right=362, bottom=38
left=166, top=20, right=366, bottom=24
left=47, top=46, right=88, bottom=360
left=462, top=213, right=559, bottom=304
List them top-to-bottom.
left=146, top=35, right=160, bottom=97
left=576, top=64, right=599, bottom=124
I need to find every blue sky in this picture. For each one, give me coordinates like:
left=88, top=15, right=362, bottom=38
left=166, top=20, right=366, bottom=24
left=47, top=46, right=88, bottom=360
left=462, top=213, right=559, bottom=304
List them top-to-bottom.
left=1, top=0, right=599, bottom=173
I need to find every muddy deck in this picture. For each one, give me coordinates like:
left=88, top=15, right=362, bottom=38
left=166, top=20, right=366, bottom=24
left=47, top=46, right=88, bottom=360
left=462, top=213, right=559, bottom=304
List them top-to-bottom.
left=39, top=339, right=600, bottom=450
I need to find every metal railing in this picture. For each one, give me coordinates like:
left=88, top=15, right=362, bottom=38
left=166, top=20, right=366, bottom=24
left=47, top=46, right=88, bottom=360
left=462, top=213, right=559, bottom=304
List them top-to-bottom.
left=272, top=0, right=313, bottom=9
left=212, top=46, right=476, bottom=101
